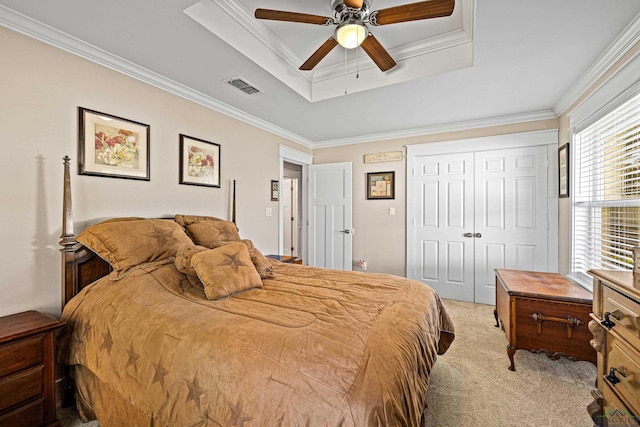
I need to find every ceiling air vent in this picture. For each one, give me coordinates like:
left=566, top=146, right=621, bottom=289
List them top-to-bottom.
left=225, top=77, right=261, bottom=95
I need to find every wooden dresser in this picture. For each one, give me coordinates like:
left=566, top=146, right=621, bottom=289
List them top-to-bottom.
left=494, top=269, right=596, bottom=371
left=588, top=270, right=640, bottom=427
left=0, top=310, right=65, bottom=427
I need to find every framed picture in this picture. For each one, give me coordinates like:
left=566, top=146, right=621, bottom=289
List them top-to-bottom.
left=78, top=107, right=150, bottom=180
left=179, top=134, right=221, bottom=187
left=558, top=143, right=569, bottom=198
left=367, top=171, right=395, bottom=200
left=271, top=180, right=279, bottom=201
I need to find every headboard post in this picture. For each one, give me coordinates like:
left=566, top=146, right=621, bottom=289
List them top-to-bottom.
left=60, top=156, right=78, bottom=307
left=232, top=179, right=236, bottom=224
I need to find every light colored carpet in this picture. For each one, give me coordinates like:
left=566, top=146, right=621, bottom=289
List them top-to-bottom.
left=58, top=299, right=597, bottom=426
left=422, top=299, right=596, bottom=427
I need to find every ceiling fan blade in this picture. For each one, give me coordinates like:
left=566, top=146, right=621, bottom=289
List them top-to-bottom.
left=343, top=0, right=364, bottom=9
left=372, top=0, right=454, bottom=26
left=255, top=9, right=331, bottom=25
left=360, top=34, right=397, bottom=71
left=300, top=38, right=339, bottom=70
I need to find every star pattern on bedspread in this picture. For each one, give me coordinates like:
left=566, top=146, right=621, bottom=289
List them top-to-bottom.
left=220, top=252, right=249, bottom=273
left=100, top=329, right=113, bottom=353
left=126, top=343, right=140, bottom=370
left=151, top=359, right=169, bottom=387
left=186, top=375, right=206, bottom=409
left=228, top=401, right=252, bottom=427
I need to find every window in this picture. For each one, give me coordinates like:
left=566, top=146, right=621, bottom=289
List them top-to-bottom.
left=572, top=92, right=640, bottom=286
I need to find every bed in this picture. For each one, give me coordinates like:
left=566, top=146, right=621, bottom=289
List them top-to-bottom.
left=56, top=157, right=455, bottom=426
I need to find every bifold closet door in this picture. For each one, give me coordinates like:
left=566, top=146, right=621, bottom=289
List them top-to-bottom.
left=408, top=145, right=548, bottom=304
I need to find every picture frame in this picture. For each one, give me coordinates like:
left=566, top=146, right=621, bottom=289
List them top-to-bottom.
left=78, top=107, right=150, bottom=180
left=179, top=134, right=221, bottom=188
left=558, top=143, right=569, bottom=198
left=367, top=171, right=395, bottom=200
left=271, top=180, right=279, bottom=201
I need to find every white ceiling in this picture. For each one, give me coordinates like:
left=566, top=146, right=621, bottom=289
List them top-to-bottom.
left=1, top=0, right=640, bottom=148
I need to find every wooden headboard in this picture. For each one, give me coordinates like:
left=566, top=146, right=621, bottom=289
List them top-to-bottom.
left=58, top=156, right=237, bottom=307
left=59, top=156, right=112, bottom=306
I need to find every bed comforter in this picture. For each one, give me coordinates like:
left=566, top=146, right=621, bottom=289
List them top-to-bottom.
left=58, top=261, right=454, bottom=427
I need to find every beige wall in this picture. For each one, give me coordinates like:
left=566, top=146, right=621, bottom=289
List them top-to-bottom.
left=0, top=27, right=310, bottom=317
left=313, top=119, right=559, bottom=276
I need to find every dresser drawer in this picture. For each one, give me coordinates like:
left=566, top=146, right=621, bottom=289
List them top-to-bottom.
left=602, top=285, right=640, bottom=345
left=605, top=332, right=640, bottom=415
left=0, top=335, right=44, bottom=378
left=0, top=365, right=43, bottom=413
left=600, top=384, right=639, bottom=427
left=0, top=397, right=44, bottom=427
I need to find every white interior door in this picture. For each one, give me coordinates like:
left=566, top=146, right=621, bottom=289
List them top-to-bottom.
left=408, top=145, right=549, bottom=303
left=473, top=146, right=549, bottom=304
left=407, top=153, right=475, bottom=302
left=308, top=162, right=353, bottom=270
left=282, top=178, right=293, bottom=257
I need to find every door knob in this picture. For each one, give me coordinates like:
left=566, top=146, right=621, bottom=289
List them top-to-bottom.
left=340, top=229, right=353, bottom=234
left=463, top=233, right=473, bottom=238
left=474, top=233, right=482, bottom=238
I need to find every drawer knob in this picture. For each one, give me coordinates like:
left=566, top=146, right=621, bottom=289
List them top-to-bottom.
left=600, top=311, right=620, bottom=329
left=605, top=367, right=626, bottom=386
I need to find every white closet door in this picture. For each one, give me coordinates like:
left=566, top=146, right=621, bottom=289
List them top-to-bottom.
left=408, top=145, right=549, bottom=304
left=473, top=145, right=549, bottom=304
left=407, top=153, right=475, bottom=302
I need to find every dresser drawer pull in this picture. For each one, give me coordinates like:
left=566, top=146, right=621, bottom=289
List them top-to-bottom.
left=601, top=310, right=621, bottom=330
left=529, top=312, right=584, bottom=338
left=604, top=367, right=627, bottom=386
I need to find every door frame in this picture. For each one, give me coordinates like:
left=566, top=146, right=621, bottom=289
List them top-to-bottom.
left=406, top=130, right=559, bottom=281
left=279, top=145, right=313, bottom=263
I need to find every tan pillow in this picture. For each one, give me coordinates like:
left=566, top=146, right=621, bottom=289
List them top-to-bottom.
left=175, top=214, right=228, bottom=227
left=175, top=215, right=241, bottom=246
left=77, top=219, right=192, bottom=275
left=211, top=240, right=273, bottom=279
left=191, top=242, right=262, bottom=300
left=174, top=244, right=208, bottom=288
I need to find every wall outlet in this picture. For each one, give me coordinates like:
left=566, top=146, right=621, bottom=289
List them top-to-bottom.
left=265, top=207, right=272, bottom=217
left=359, top=259, right=367, bottom=271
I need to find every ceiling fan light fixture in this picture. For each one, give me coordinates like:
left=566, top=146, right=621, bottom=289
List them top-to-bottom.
left=335, top=22, right=368, bottom=49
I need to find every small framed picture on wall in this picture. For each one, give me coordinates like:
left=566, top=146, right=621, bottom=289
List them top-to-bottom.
left=179, top=134, right=221, bottom=187
left=558, top=143, right=569, bottom=198
left=367, top=171, right=395, bottom=200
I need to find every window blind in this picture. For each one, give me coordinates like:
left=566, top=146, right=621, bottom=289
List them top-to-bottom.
left=572, top=92, right=640, bottom=284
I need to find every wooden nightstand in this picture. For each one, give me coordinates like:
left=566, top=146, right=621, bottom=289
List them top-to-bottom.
left=0, top=310, right=65, bottom=427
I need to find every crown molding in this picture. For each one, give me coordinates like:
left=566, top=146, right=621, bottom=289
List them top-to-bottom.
left=0, top=4, right=314, bottom=149
left=553, top=12, right=640, bottom=115
left=313, top=110, right=558, bottom=148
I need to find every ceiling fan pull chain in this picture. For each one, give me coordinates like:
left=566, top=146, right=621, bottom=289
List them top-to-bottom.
left=356, top=45, right=360, bottom=79
left=344, top=48, right=348, bottom=95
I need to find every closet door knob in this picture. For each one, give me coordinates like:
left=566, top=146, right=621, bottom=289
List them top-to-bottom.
left=463, top=233, right=473, bottom=238
left=474, top=233, right=482, bottom=238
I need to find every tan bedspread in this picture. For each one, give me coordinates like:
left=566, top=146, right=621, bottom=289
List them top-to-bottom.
left=58, top=261, right=454, bottom=427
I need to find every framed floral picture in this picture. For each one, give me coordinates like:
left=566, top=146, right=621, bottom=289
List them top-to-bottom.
left=78, top=107, right=150, bottom=180
left=179, top=134, right=221, bottom=187
left=367, top=171, right=395, bottom=200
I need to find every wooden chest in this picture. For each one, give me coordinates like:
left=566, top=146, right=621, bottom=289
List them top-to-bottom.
left=494, top=269, right=596, bottom=371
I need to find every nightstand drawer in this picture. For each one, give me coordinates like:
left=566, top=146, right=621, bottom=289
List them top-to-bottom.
left=602, top=286, right=640, bottom=344
left=605, top=333, right=640, bottom=415
left=0, top=334, right=44, bottom=378
left=0, top=365, right=44, bottom=413
left=0, top=397, right=44, bottom=427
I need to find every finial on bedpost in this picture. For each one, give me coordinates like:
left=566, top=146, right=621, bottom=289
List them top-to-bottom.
left=60, top=155, right=76, bottom=250
left=232, top=179, right=237, bottom=224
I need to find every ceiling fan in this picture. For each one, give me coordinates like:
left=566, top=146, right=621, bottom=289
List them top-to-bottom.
left=255, top=0, right=455, bottom=72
